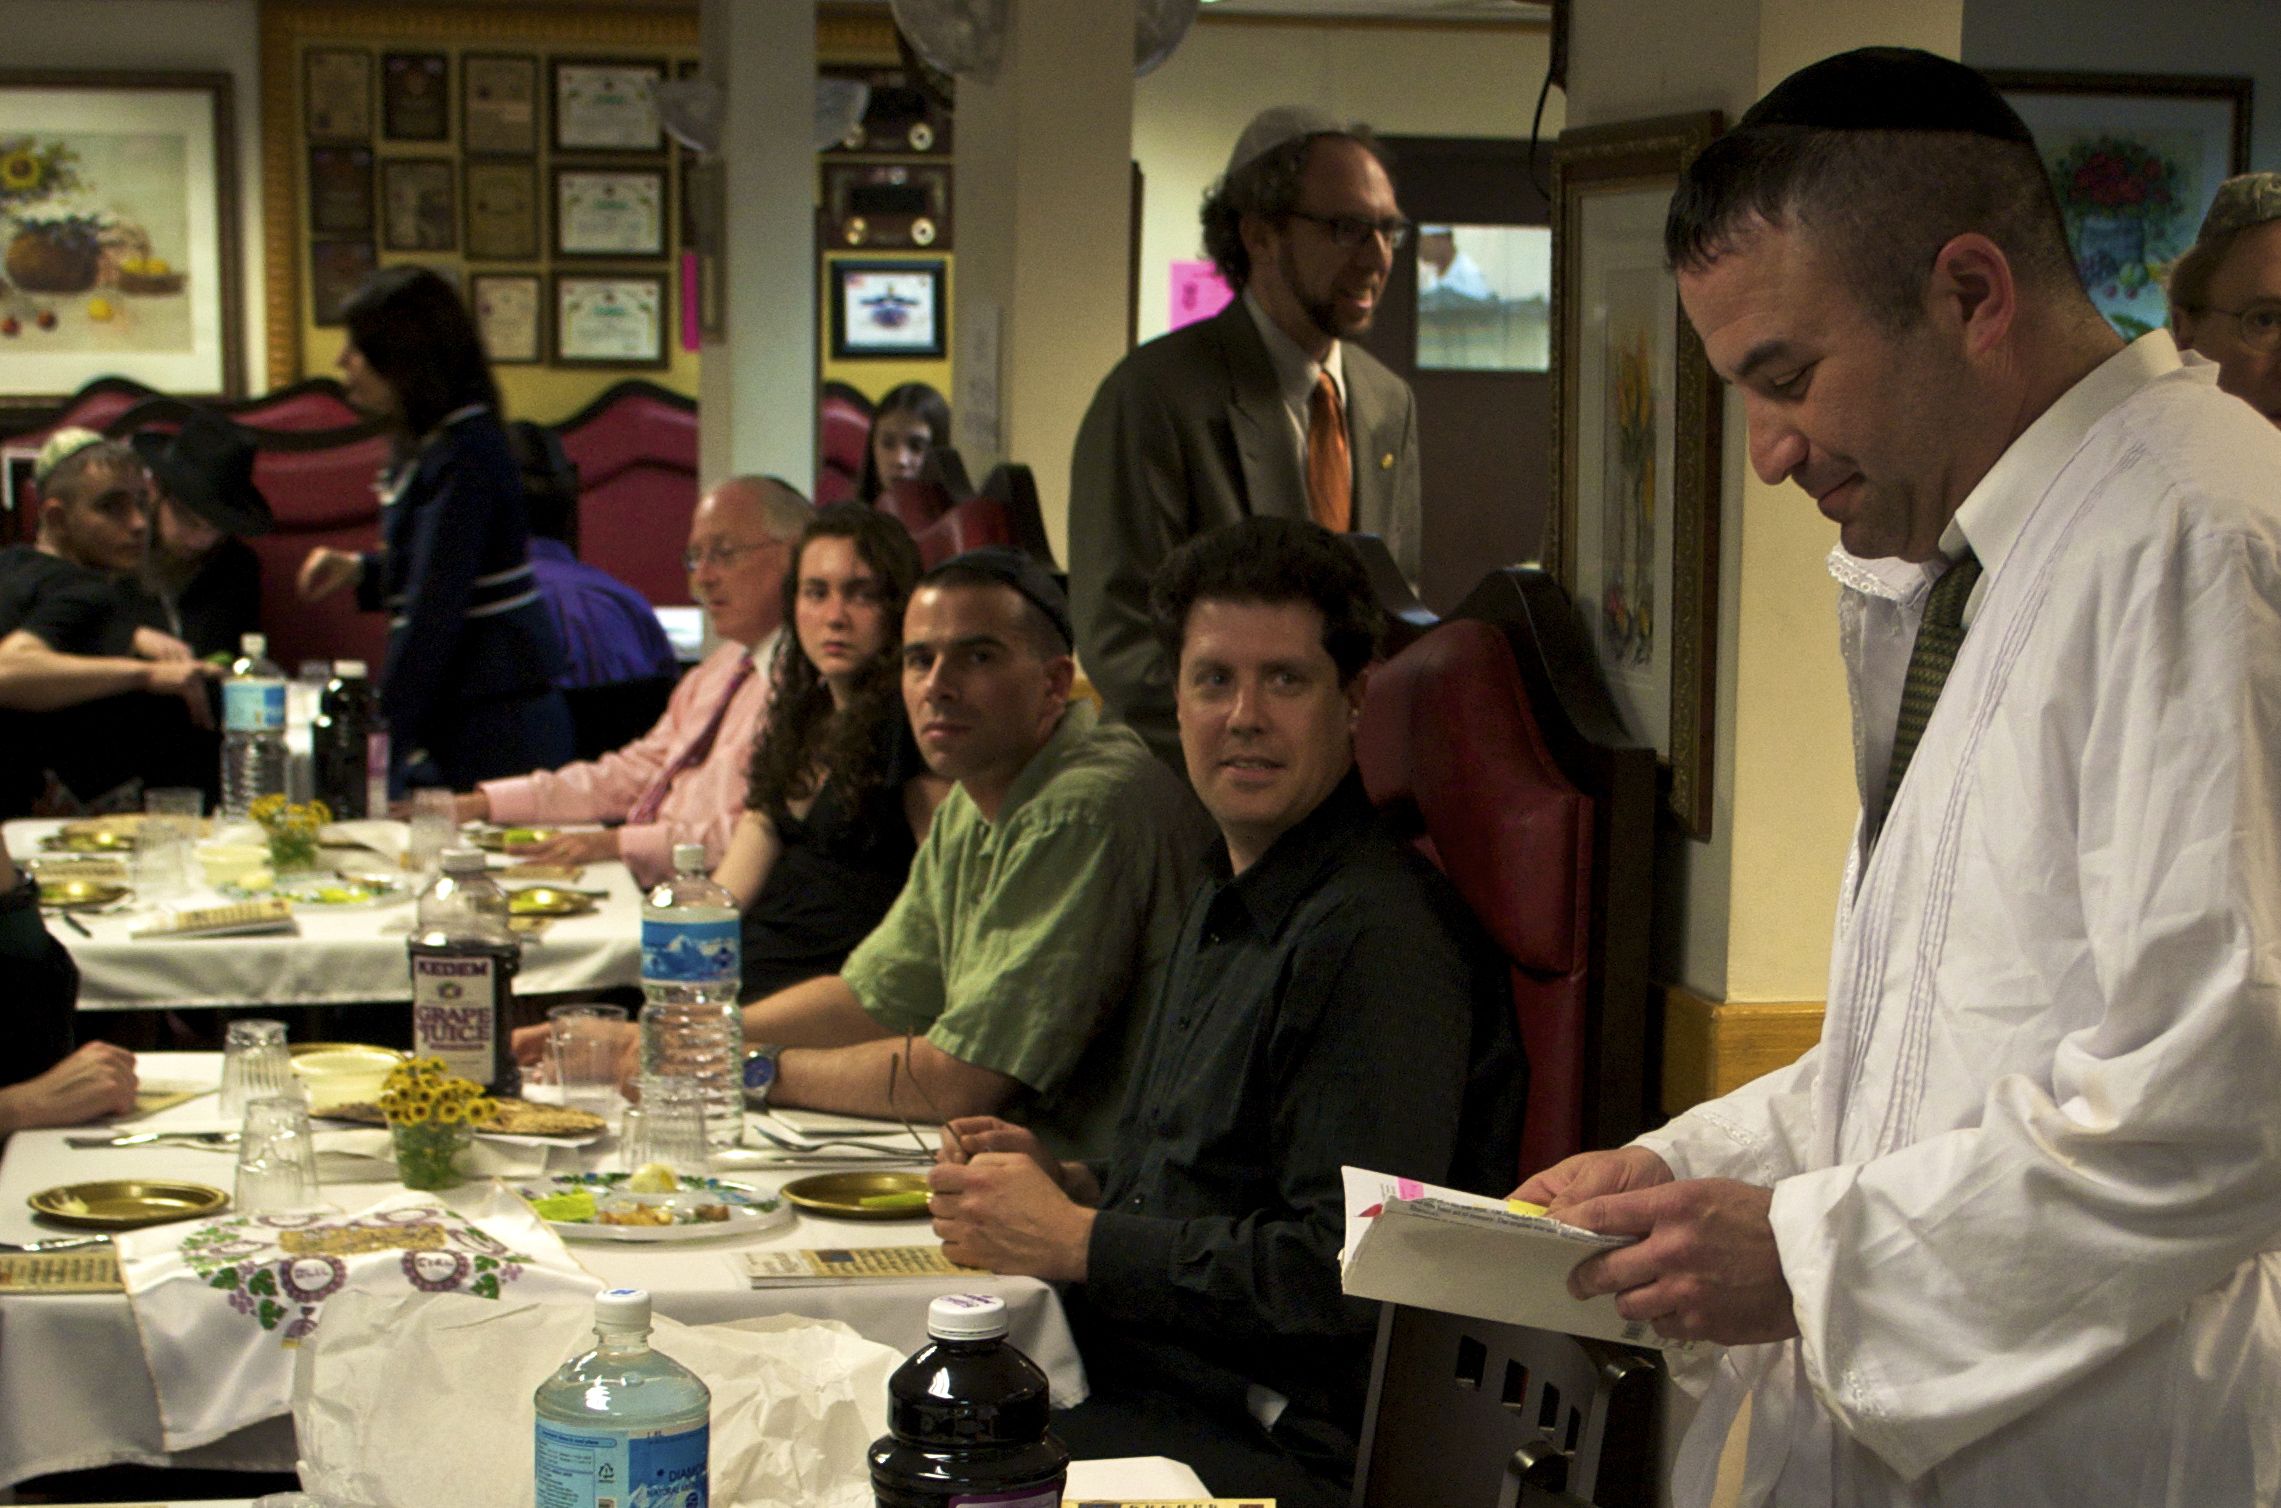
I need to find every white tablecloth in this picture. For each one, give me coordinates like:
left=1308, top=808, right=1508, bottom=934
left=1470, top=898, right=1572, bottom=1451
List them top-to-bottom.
left=5, top=820, right=642, bottom=1010
left=0, top=1055, right=1084, bottom=1488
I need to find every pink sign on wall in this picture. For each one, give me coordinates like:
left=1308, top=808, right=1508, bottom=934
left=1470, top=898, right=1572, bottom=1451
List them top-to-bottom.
left=1168, top=259, right=1234, bottom=330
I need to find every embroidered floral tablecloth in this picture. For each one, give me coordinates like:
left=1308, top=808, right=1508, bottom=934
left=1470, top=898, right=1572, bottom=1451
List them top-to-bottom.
left=116, top=1184, right=598, bottom=1450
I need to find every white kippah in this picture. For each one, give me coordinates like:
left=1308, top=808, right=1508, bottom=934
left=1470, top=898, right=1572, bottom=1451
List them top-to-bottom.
left=1225, top=104, right=1352, bottom=180
left=32, top=427, right=108, bottom=488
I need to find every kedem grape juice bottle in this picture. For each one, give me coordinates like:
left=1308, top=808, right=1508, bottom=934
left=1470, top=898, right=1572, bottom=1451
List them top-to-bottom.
left=868, top=1294, right=1069, bottom=1507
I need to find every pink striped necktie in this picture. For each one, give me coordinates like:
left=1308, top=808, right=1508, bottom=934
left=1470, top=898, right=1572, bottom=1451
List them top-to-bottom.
left=624, top=656, right=754, bottom=827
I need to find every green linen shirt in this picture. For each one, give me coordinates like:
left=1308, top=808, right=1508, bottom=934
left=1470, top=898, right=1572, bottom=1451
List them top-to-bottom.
left=841, top=701, right=1211, bottom=1159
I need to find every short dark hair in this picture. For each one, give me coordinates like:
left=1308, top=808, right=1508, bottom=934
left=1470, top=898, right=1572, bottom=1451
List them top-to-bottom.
left=1664, top=127, right=2085, bottom=330
left=1200, top=129, right=1390, bottom=292
left=341, top=265, right=502, bottom=438
left=858, top=382, right=952, bottom=502
left=1149, top=517, right=1383, bottom=686
left=916, top=560, right=1070, bottom=661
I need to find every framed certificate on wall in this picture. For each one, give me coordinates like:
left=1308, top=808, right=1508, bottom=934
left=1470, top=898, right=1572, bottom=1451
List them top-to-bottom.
left=552, top=165, right=666, bottom=258
left=553, top=271, right=667, bottom=368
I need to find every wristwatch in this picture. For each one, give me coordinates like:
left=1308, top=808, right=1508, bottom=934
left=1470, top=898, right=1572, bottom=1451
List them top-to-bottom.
left=741, top=1044, right=782, bottom=1110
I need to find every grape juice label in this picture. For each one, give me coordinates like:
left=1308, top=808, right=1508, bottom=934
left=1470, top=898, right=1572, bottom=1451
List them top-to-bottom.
left=222, top=680, right=286, bottom=733
left=641, top=915, right=739, bottom=986
left=410, top=950, right=501, bottom=1086
left=535, top=1418, right=708, bottom=1508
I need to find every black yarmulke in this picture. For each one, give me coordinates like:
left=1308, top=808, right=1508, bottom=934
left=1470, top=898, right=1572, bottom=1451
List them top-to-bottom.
left=1742, top=47, right=2034, bottom=144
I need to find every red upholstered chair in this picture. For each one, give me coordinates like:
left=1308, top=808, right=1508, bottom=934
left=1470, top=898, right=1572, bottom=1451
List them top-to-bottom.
left=557, top=381, right=699, bottom=608
left=818, top=382, right=873, bottom=507
left=911, top=494, right=1017, bottom=568
left=1355, top=568, right=1655, bottom=1177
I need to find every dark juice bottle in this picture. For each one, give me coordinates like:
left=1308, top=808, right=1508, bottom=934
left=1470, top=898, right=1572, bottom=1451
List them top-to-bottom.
left=868, top=1294, right=1069, bottom=1508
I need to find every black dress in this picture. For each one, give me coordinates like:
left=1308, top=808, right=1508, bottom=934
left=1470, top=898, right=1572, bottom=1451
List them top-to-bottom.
left=739, top=717, right=923, bottom=997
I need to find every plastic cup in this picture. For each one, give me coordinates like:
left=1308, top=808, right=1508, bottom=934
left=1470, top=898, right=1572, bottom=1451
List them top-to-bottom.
left=407, top=789, right=457, bottom=878
left=548, top=1003, right=630, bottom=1118
left=219, top=1019, right=296, bottom=1122
left=624, top=1075, right=708, bottom=1175
left=233, top=1095, right=323, bottom=1214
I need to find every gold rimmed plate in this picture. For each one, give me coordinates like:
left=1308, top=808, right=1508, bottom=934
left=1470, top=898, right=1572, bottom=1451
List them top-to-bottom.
left=469, top=825, right=560, bottom=852
left=42, top=828, right=136, bottom=854
left=38, top=878, right=129, bottom=910
left=508, top=886, right=595, bottom=919
left=780, top=1169, right=932, bottom=1220
left=30, top=1179, right=229, bottom=1230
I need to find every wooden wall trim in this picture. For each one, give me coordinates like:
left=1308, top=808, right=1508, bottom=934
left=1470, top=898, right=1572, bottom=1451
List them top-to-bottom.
left=1659, top=986, right=1822, bottom=1117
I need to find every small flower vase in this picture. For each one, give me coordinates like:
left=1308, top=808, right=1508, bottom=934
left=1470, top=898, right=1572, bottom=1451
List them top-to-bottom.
left=264, top=828, right=322, bottom=878
left=390, top=1119, right=473, bottom=1190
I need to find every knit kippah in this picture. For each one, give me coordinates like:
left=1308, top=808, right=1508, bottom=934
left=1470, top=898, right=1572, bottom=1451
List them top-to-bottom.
left=1742, top=47, right=2035, bottom=145
left=2193, top=172, right=2281, bottom=245
left=31, top=427, right=109, bottom=488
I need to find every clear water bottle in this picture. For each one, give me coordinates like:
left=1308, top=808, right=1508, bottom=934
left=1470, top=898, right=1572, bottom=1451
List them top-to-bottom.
left=219, top=632, right=287, bottom=821
left=286, top=660, right=328, bottom=805
left=312, top=660, right=372, bottom=819
left=640, top=843, right=743, bottom=1150
left=408, top=847, right=520, bottom=1097
left=534, top=1287, right=710, bottom=1508
left=868, top=1294, right=1069, bottom=1508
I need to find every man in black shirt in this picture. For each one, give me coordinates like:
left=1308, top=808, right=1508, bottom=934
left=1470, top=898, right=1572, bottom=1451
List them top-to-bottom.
left=0, top=430, right=217, bottom=814
left=928, top=517, right=1525, bottom=1506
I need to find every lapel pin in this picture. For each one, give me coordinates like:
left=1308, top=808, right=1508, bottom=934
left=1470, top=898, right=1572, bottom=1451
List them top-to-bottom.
left=1379, top=452, right=1394, bottom=469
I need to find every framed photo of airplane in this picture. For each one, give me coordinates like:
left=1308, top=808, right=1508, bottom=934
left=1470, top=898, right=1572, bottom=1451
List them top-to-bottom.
left=829, top=258, right=946, bottom=359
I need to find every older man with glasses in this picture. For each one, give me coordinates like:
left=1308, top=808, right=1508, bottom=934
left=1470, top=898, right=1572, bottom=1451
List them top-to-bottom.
left=1070, top=104, right=1423, bottom=767
left=2170, top=171, right=2281, bottom=428
left=451, top=475, right=809, bottom=884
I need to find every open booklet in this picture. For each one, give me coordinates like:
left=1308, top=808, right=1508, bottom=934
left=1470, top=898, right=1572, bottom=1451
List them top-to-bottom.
left=1337, top=1166, right=1694, bottom=1353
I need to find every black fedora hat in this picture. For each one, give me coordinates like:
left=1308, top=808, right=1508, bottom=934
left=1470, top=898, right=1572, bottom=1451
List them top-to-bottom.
left=132, top=411, right=273, bottom=537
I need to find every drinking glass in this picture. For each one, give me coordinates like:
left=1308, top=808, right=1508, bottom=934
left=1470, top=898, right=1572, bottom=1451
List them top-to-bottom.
left=138, top=787, right=202, bottom=902
left=407, top=789, right=456, bottom=877
left=548, top=1003, right=630, bottom=1118
left=219, top=1019, right=296, bottom=1122
left=624, top=1075, right=709, bottom=1174
left=233, top=1095, right=322, bottom=1214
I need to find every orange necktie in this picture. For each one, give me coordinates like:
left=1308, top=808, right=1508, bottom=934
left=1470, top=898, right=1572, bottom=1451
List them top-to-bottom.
left=1307, top=370, right=1352, bottom=533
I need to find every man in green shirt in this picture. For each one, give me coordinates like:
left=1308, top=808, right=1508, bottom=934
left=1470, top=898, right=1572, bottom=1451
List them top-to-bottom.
left=738, top=549, right=1209, bottom=1157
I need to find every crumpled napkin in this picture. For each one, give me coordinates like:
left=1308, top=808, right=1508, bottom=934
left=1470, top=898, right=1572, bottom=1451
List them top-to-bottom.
left=294, top=1289, right=901, bottom=1508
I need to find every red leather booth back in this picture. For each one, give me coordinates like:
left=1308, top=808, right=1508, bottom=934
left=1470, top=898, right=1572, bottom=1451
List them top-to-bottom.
left=557, top=387, right=700, bottom=608
left=818, top=390, right=872, bottom=507
left=1356, top=616, right=1596, bottom=1177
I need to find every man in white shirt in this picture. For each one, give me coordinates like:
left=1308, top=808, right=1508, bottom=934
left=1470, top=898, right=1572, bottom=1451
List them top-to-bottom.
left=1519, top=49, right=2281, bottom=1506
left=1069, top=105, right=1422, bottom=763
left=453, top=476, right=807, bottom=885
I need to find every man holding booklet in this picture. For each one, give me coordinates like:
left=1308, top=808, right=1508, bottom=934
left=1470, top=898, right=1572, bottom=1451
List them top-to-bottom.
left=926, top=518, right=1525, bottom=1508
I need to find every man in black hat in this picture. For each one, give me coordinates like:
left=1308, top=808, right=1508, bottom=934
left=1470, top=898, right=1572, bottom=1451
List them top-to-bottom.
left=1518, top=47, right=2281, bottom=1505
left=128, top=410, right=272, bottom=661
left=725, top=548, right=1210, bottom=1156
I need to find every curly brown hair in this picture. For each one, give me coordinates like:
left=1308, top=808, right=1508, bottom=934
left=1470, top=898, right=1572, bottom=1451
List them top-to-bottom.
left=745, top=502, right=923, bottom=824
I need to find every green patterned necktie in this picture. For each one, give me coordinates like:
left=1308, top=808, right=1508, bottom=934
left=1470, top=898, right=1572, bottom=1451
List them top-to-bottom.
left=1865, top=548, right=1982, bottom=853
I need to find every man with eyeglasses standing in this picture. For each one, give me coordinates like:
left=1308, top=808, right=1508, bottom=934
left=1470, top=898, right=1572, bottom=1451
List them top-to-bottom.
left=1071, top=105, right=1421, bottom=765
left=2170, top=172, right=2281, bottom=428
left=453, top=475, right=809, bottom=885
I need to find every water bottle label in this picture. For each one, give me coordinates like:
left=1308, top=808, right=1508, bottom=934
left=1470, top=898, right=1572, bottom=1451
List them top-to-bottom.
left=223, top=680, right=287, bottom=733
left=641, top=915, right=740, bottom=987
left=411, top=952, right=498, bottom=1085
left=535, top=1419, right=707, bottom=1508
left=946, top=1489, right=1060, bottom=1508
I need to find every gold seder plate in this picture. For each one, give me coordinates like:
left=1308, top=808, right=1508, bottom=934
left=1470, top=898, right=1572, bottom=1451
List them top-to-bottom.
left=41, top=828, right=136, bottom=854
left=37, top=878, right=129, bottom=910
left=507, top=886, right=595, bottom=918
left=780, top=1169, right=932, bottom=1220
left=29, top=1179, right=229, bottom=1230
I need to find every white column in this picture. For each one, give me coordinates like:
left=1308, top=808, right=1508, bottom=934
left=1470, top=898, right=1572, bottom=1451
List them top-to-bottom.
left=699, top=0, right=815, bottom=493
left=951, top=0, right=1137, bottom=560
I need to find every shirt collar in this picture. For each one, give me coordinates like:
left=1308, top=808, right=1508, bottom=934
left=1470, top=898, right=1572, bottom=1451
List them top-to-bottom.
left=1243, top=288, right=1345, bottom=411
left=1829, top=332, right=2183, bottom=608
left=745, top=624, right=783, bottom=669
left=986, top=699, right=1101, bottom=827
left=1202, top=767, right=1376, bottom=938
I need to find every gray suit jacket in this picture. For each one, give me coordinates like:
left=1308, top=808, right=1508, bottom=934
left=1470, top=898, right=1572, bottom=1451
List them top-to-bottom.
left=1068, top=300, right=1421, bottom=763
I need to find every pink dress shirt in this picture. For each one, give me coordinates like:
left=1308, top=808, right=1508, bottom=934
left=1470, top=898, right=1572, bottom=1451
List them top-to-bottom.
left=480, top=632, right=778, bottom=886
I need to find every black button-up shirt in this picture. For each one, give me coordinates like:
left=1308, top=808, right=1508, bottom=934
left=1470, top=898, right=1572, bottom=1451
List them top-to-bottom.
left=1074, top=769, right=1526, bottom=1447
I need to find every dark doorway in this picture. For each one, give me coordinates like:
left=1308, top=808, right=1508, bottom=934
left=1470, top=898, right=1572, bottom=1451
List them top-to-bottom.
left=1356, top=135, right=1551, bottom=612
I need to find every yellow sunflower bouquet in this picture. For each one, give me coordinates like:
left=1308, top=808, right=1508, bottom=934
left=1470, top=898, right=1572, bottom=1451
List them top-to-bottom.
left=248, top=793, right=331, bottom=877
left=380, top=1057, right=500, bottom=1190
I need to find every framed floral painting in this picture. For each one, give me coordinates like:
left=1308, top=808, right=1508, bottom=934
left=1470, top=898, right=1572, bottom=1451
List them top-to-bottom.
left=0, top=70, right=243, bottom=408
left=1990, top=71, right=2252, bottom=341
left=1548, top=111, right=1724, bottom=838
